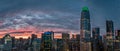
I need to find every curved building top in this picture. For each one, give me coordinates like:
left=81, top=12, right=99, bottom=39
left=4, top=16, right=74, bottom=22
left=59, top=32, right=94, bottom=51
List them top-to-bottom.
left=82, top=7, right=89, bottom=11
left=44, top=31, right=54, bottom=34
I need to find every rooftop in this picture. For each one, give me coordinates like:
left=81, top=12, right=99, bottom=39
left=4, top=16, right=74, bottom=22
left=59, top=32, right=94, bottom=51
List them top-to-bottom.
left=82, top=7, right=89, bottom=11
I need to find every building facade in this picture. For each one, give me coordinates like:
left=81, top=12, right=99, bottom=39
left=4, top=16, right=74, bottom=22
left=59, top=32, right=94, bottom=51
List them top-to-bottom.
left=80, top=7, right=92, bottom=51
left=106, top=20, right=114, bottom=51
left=92, top=28, right=104, bottom=51
left=114, top=30, right=120, bottom=51
left=40, top=31, right=54, bottom=51
left=62, top=33, right=70, bottom=51
left=3, top=34, right=13, bottom=51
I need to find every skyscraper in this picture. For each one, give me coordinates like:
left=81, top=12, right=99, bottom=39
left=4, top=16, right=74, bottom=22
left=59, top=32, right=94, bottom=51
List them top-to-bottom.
left=80, top=7, right=91, bottom=42
left=80, top=7, right=92, bottom=51
left=106, top=20, right=114, bottom=51
left=106, top=20, right=114, bottom=36
left=92, top=28, right=101, bottom=51
left=92, top=28, right=100, bottom=39
left=114, top=30, right=120, bottom=51
left=116, top=30, right=120, bottom=40
left=40, top=31, right=54, bottom=51
left=62, top=33, right=70, bottom=51
left=2, top=34, right=12, bottom=51
left=29, top=34, right=41, bottom=51
left=76, top=34, right=80, bottom=51
left=56, top=39, right=64, bottom=51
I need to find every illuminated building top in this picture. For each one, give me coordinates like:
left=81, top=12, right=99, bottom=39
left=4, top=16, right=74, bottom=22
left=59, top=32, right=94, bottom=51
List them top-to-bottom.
left=82, top=7, right=89, bottom=11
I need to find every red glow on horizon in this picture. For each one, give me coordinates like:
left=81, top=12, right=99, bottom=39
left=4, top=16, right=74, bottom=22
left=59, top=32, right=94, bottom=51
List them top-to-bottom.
left=0, top=26, right=79, bottom=39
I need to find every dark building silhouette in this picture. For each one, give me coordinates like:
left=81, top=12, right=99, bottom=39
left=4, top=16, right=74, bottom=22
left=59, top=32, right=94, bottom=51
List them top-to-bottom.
left=106, top=20, right=114, bottom=51
left=106, top=20, right=114, bottom=36
left=92, top=28, right=104, bottom=51
left=92, top=28, right=100, bottom=51
left=114, top=30, right=120, bottom=51
left=116, top=30, right=120, bottom=40
left=76, top=34, right=80, bottom=51
left=56, top=39, right=63, bottom=51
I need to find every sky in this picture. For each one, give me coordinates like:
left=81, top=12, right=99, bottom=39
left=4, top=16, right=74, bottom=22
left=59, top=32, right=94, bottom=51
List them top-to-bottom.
left=0, top=0, right=120, bottom=35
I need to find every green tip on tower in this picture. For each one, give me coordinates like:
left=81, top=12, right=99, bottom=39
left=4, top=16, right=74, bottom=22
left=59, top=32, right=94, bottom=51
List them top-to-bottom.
left=82, top=7, right=89, bottom=11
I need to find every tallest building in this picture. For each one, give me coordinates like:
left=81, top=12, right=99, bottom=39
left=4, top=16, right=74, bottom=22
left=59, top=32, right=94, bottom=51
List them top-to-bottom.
left=80, top=7, right=91, bottom=42
left=80, top=7, right=92, bottom=51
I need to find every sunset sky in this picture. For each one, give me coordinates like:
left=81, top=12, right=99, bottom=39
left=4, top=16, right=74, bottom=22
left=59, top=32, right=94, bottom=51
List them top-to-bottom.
left=0, top=0, right=120, bottom=38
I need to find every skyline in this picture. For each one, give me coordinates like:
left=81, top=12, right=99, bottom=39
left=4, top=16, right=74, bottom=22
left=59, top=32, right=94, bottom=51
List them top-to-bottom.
left=0, top=0, right=120, bottom=36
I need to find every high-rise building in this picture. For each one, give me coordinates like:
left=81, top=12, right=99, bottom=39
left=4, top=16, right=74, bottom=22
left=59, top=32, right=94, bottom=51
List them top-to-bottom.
left=80, top=7, right=92, bottom=51
left=80, top=7, right=91, bottom=42
left=106, top=20, right=114, bottom=51
left=106, top=20, right=114, bottom=36
left=92, top=28, right=101, bottom=51
left=92, top=28, right=100, bottom=40
left=114, top=30, right=120, bottom=51
left=116, top=30, right=120, bottom=40
left=40, top=31, right=54, bottom=51
left=62, top=33, right=70, bottom=51
left=62, top=33, right=70, bottom=40
left=2, top=34, right=12, bottom=51
left=29, top=34, right=41, bottom=51
left=29, top=34, right=37, bottom=47
left=69, top=34, right=80, bottom=51
left=76, top=34, right=80, bottom=51
left=32, top=38, right=41, bottom=51
left=69, top=38, right=75, bottom=51
left=56, top=39, right=63, bottom=51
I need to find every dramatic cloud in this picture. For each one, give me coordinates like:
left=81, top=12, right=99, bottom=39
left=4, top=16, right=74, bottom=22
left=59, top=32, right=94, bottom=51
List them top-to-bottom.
left=0, top=0, right=120, bottom=35
left=0, top=10, right=80, bottom=33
